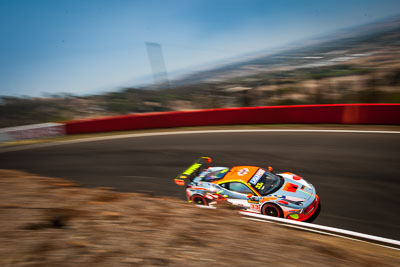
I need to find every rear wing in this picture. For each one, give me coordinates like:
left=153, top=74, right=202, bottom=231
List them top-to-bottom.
left=174, top=157, right=212, bottom=186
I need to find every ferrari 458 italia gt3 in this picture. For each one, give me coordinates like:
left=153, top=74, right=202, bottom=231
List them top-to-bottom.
left=175, top=157, right=320, bottom=222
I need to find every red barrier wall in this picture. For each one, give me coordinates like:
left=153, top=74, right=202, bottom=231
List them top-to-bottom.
left=65, top=104, right=400, bottom=135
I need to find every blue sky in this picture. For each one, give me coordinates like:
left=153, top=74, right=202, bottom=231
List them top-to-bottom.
left=0, top=0, right=399, bottom=97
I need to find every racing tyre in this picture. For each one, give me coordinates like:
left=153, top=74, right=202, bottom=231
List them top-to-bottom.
left=191, top=195, right=208, bottom=206
left=261, top=203, right=283, bottom=217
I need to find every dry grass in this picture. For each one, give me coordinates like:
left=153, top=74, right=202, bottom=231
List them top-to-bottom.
left=0, top=169, right=399, bottom=266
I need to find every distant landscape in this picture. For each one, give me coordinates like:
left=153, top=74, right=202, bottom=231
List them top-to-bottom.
left=1, top=15, right=400, bottom=128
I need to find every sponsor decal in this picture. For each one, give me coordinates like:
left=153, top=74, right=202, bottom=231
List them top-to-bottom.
left=183, top=163, right=202, bottom=176
left=237, top=168, right=249, bottom=176
left=249, top=169, right=265, bottom=184
left=292, top=175, right=302, bottom=181
left=255, top=182, right=264, bottom=189
left=283, top=182, right=298, bottom=193
left=262, top=197, right=278, bottom=202
left=247, top=199, right=259, bottom=204
left=250, top=204, right=260, bottom=210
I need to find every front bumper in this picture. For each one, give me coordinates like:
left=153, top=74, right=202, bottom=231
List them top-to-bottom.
left=286, top=195, right=320, bottom=222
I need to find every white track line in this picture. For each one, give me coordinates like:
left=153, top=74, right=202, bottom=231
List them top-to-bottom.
left=1, top=129, right=400, bottom=153
left=196, top=203, right=400, bottom=249
left=197, top=205, right=400, bottom=249
left=239, top=211, right=400, bottom=250
left=244, top=217, right=400, bottom=250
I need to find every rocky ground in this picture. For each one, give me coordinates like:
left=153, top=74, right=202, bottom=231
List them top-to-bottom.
left=0, top=170, right=399, bottom=266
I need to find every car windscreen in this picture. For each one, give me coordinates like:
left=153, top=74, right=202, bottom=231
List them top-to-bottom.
left=248, top=168, right=283, bottom=195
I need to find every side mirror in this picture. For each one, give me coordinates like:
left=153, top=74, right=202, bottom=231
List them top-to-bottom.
left=267, top=166, right=274, bottom=172
left=247, top=194, right=258, bottom=202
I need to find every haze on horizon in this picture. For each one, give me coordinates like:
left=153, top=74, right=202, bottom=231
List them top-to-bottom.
left=1, top=0, right=400, bottom=97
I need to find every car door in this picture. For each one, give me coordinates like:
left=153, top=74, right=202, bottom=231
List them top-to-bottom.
left=219, top=182, right=254, bottom=209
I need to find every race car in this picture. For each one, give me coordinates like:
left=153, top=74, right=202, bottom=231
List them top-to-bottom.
left=175, top=157, right=320, bottom=222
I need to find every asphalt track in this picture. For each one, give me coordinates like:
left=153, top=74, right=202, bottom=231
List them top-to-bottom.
left=1, top=130, right=399, bottom=240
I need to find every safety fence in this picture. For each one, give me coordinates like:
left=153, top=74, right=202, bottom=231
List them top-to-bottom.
left=1, top=104, right=399, bottom=140
left=64, top=104, right=400, bottom=135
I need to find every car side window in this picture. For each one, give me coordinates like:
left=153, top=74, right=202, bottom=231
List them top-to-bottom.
left=228, top=182, right=253, bottom=194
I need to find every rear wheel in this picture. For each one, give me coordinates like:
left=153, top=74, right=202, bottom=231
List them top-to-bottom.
left=191, top=195, right=208, bottom=205
left=261, top=203, right=283, bottom=217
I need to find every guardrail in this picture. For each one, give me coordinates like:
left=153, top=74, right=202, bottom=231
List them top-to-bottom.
left=2, top=104, right=399, bottom=139
left=65, top=104, right=400, bottom=135
left=0, top=123, right=65, bottom=142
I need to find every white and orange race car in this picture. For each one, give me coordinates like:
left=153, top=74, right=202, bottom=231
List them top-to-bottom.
left=175, top=157, right=320, bottom=222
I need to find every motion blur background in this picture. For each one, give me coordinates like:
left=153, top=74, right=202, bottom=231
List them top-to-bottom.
left=1, top=0, right=400, bottom=127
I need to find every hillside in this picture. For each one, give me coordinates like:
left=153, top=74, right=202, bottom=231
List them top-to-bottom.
left=1, top=15, right=400, bottom=128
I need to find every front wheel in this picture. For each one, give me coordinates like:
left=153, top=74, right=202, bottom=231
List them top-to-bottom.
left=261, top=203, right=283, bottom=217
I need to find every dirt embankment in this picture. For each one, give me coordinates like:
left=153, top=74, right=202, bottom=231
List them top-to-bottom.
left=0, top=170, right=399, bottom=266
